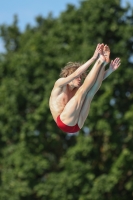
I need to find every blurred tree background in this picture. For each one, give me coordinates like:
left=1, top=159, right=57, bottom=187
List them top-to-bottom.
left=0, top=0, right=133, bottom=199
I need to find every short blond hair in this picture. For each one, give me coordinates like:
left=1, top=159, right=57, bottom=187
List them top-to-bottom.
left=60, top=62, right=86, bottom=78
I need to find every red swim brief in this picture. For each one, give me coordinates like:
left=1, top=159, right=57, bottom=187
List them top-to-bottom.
left=56, top=115, right=80, bottom=133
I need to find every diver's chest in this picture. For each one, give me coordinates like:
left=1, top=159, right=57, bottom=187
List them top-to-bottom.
left=62, top=90, right=76, bottom=103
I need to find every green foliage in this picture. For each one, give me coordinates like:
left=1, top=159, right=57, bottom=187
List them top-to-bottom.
left=0, top=0, right=133, bottom=199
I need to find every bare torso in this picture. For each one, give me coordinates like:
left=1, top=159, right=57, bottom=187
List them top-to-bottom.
left=49, top=83, right=78, bottom=122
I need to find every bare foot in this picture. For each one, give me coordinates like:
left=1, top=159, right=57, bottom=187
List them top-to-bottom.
left=99, top=43, right=106, bottom=62
left=103, top=45, right=110, bottom=63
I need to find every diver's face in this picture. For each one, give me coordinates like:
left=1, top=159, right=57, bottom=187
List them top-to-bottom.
left=71, top=76, right=82, bottom=88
